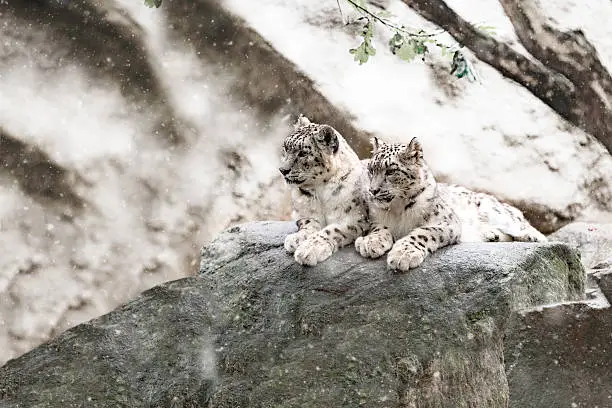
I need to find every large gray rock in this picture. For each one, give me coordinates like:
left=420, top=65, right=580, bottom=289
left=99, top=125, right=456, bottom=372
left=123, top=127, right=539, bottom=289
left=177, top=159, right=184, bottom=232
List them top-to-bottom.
left=0, top=221, right=585, bottom=407
left=200, top=221, right=584, bottom=407
left=507, top=222, right=612, bottom=408
left=549, top=222, right=612, bottom=268
left=549, top=222, right=612, bottom=302
left=0, top=279, right=217, bottom=407
left=506, top=303, right=612, bottom=408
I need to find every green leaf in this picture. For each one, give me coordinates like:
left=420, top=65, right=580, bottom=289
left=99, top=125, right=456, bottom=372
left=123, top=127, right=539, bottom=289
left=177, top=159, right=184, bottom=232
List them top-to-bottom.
left=144, top=0, right=162, bottom=8
left=349, top=20, right=376, bottom=65
left=361, top=20, right=374, bottom=39
left=388, top=32, right=404, bottom=54
left=389, top=33, right=403, bottom=46
left=392, top=38, right=428, bottom=62
left=412, top=38, right=428, bottom=54
left=366, top=41, right=377, bottom=56
left=396, top=41, right=417, bottom=62
left=349, top=43, right=369, bottom=64
left=440, top=45, right=449, bottom=57
left=450, top=50, right=480, bottom=82
left=450, top=50, right=466, bottom=76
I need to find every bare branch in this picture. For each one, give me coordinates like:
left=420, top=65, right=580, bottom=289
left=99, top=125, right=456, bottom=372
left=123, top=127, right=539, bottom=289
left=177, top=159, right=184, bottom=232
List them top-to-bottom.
left=400, top=0, right=612, bottom=155
left=499, top=0, right=612, bottom=151
left=499, top=0, right=612, bottom=93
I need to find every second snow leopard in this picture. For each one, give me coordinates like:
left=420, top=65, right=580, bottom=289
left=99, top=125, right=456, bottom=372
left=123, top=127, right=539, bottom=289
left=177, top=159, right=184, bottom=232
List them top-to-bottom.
left=280, top=116, right=369, bottom=266
left=355, top=137, right=547, bottom=271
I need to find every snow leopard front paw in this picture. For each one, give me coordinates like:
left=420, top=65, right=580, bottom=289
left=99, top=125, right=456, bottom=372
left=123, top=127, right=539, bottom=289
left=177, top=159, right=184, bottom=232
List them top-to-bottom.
left=482, top=228, right=504, bottom=242
left=513, top=229, right=548, bottom=243
left=284, top=231, right=311, bottom=253
left=355, top=233, right=393, bottom=259
left=294, top=235, right=334, bottom=266
left=387, top=243, right=426, bottom=271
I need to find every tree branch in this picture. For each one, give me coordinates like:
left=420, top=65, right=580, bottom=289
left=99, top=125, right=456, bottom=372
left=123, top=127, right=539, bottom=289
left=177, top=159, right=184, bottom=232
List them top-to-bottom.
left=400, top=0, right=612, bottom=155
left=498, top=0, right=612, bottom=152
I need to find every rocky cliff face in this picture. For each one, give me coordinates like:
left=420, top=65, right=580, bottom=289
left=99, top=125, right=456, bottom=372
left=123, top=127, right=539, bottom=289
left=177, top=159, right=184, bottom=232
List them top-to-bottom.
left=0, top=0, right=363, bottom=363
left=1, top=0, right=611, bottom=365
left=225, top=0, right=612, bottom=231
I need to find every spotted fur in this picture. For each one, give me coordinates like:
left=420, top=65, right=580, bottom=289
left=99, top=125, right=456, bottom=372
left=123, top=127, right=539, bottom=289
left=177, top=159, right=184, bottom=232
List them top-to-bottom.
left=280, top=116, right=369, bottom=266
left=356, top=137, right=547, bottom=271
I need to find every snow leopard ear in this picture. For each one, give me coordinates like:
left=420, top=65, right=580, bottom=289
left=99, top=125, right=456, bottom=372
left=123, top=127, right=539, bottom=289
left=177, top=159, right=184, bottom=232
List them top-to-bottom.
left=294, top=115, right=311, bottom=129
left=314, top=125, right=339, bottom=154
left=370, top=137, right=381, bottom=154
left=400, top=137, right=423, bottom=163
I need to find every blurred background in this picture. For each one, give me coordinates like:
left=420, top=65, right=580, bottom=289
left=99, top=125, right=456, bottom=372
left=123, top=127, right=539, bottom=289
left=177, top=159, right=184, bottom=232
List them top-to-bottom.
left=0, top=0, right=610, bottom=365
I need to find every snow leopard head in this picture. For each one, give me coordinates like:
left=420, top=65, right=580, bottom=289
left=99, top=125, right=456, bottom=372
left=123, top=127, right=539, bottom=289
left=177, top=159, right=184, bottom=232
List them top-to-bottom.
left=278, top=116, right=341, bottom=187
left=367, top=137, right=429, bottom=205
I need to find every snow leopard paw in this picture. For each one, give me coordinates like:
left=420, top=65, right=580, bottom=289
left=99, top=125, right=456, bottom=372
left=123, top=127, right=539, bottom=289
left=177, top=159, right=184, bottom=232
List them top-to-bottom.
left=512, top=227, right=547, bottom=243
left=482, top=228, right=504, bottom=242
left=284, top=231, right=311, bottom=253
left=355, top=232, right=393, bottom=259
left=294, top=235, right=334, bottom=266
left=387, top=243, right=426, bottom=271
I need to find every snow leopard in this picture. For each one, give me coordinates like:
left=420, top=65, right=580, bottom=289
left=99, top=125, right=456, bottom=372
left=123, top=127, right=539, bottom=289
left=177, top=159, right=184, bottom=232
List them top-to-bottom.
left=280, top=116, right=369, bottom=266
left=355, top=137, right=547, bottom=271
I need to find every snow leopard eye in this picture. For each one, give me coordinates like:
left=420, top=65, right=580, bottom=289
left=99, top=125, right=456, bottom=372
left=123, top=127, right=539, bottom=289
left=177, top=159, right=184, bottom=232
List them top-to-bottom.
left=297, top=151, right=307, bottom=158
left=385, top=169, right=398, bottom=177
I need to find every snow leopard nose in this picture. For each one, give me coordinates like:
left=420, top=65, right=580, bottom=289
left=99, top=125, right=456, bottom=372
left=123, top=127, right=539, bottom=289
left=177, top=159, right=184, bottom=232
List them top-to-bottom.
left=279, top=167, right=290, bottom=176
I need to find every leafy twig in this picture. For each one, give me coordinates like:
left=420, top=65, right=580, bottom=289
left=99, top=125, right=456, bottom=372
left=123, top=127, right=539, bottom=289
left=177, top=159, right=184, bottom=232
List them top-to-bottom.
left=343, top=0, right=482, bottom=82
left=344, top=0, right=443, bottom=38
left=349, top=20, right=377, bottom=64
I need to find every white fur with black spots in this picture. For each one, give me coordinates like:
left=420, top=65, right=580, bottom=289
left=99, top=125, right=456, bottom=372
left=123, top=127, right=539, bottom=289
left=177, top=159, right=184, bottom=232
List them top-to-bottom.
left=280, top=116, right=370, bottom=266
left=358, top=137, right=547, bottom=272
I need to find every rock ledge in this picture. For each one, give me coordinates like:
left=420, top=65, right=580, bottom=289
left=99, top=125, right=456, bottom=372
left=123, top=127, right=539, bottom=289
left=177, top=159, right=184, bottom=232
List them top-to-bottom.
left=0, top=221, right=585, bottom=408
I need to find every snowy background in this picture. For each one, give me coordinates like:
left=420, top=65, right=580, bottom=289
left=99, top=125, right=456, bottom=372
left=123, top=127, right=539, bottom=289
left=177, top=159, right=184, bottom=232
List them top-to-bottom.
left=0, top=0, right=610, bottom=365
